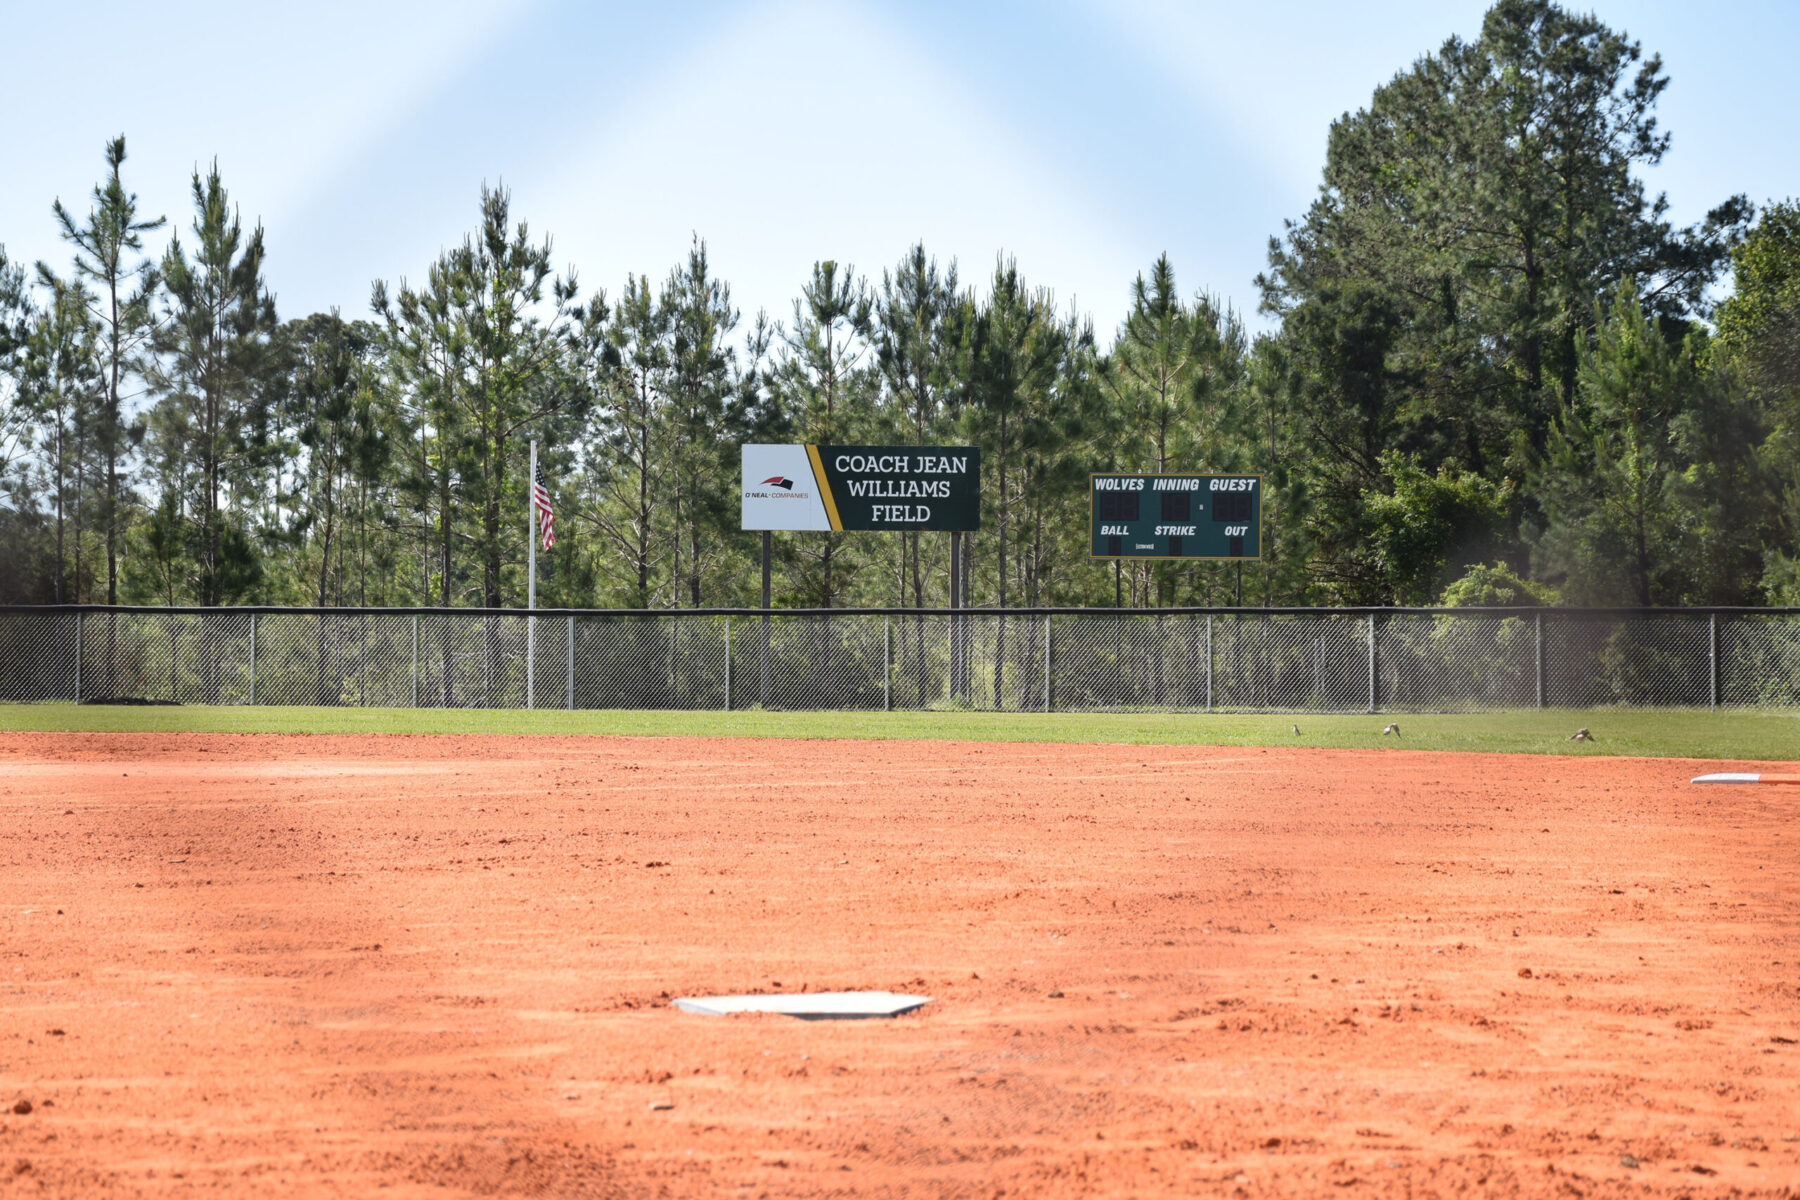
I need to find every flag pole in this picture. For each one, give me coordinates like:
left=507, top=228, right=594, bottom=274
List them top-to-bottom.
left=527, top=439, right=537, bottom=709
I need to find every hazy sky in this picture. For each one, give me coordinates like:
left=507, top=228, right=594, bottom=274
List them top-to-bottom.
left=4, top=1, right=1795, bottom=339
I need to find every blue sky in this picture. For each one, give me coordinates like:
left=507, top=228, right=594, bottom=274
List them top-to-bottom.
left=4, top=1, right=1795, bottom=340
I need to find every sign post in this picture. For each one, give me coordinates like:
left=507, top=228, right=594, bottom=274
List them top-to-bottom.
left=760, top=529, right=771, bottom=708
left=950, top=530, right=963, bottom=700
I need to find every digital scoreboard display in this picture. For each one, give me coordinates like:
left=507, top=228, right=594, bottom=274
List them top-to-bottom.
left=1089, top=474, right=1262, bottom=559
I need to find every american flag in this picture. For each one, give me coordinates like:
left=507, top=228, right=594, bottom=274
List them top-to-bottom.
left=532, top=460, right=555, bottom=551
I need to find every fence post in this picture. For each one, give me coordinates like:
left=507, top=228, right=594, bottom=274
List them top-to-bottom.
left=74, top=610, right=83, bottom=704
left=248, top=612, right=257, bottom=706
left=1367, top=612, right=1377, bottom=714
left=1535, top=612, right=1545, bottom=711
left=1709, top=612, right=1719, bottom=711
left=883, top=614, right=891, bottom=713
left=1043, top=614, right=1053, bottom=713
left=1205, top=614, right=1214, bottom=713
left=411, top=615, right=419, bottom=709
left=567, top=615, right=575, bottom=711
left=724, top=616, right=732, bottom=712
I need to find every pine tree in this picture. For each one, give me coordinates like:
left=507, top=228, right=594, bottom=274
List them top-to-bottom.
left=49, top=136, right=165, bottom=604
left=150, top=161, right=276, bottom=606
left=377, top=185, right=581, bottom=609
left=661, top=238, right=740, bottom=607
left=875, top=244, right=963, bottom=608
left=0, top=248, right=32, bottom=496
left=1108, top=256, right=1224, bottom=474
left=966, top=259, right=1085, bottom=611
left=964, top=260, right=1091, bottom=697
left=774, top=261, right=873, bottom=606
left=373, top=265, right=468, bottom=607
left=24, top=272, right=102, bottom=601
left=578, top=273, right=663, bottom=606
left=1533, top=280, right=1719, bottom=603
left=279, top=313, right=388, bottom=606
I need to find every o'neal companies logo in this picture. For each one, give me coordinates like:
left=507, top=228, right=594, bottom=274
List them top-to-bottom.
left=741, top=443, right=833, bottom=530
left=743, top=474, right=809, bottom=499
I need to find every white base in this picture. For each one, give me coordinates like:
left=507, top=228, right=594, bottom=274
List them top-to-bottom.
left=673, top=991, right=931, bottom=1019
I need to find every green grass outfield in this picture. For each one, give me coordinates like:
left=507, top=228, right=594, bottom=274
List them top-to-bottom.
left=1, top=703, right=1794, bottom=761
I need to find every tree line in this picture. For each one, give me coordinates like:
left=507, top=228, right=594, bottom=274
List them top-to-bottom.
left=2, top=0, right=1796, bottom=612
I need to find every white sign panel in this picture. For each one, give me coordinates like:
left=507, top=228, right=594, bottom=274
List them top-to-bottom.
left=741, top=444, right=831, bottom=530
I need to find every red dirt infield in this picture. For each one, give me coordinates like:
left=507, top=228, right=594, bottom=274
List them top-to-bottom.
left=2, top=732, right=1798, bottom=1197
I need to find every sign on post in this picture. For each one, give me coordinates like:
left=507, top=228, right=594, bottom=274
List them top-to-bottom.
left=741, top=445, right=981, bottom=531
left=1089, top=473, right=1262, bottom=559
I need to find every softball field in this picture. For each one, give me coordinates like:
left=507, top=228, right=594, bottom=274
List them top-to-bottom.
left=2, top=731, right=1798, bottom=1197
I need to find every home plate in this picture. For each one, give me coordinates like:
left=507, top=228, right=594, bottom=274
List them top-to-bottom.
left=1691, top=773, right=1800, bottom=785
left=671, top=991, right=931, bottom=1020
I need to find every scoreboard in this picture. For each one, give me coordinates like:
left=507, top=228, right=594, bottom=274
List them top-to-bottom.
left=1090, top=474, right=1262, bottom=559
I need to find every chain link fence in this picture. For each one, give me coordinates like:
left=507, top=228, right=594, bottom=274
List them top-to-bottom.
left=0, top=605, right=1792, bottom=712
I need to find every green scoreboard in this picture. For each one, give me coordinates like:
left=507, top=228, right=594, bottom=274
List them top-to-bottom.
left=1089, top=474, right=1262, bottom=560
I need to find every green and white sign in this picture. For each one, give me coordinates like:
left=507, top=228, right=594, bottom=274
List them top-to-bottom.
left=742, top=444, right=981, bottom=532
left=1089, top=473, right=1262, bottom=559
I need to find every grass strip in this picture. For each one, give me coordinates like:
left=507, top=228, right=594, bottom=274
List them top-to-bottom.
left=1, top=703, right=1795, bottom=761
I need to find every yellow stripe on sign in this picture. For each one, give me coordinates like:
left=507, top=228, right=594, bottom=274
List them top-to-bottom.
left=805, top=444, right=842, bottom=531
